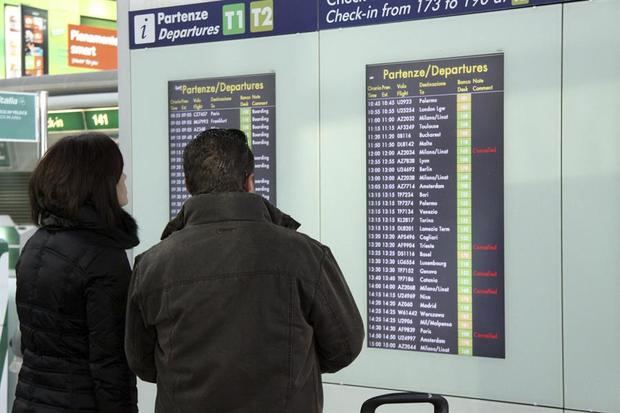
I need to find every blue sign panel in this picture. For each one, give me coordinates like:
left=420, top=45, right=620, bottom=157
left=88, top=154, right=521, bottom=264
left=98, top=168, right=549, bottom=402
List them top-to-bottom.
left=129, top=0, right=317, bottom=49
left=129, top=0, right=584, bottom=49
left=319, top=0, right=583, bottom=30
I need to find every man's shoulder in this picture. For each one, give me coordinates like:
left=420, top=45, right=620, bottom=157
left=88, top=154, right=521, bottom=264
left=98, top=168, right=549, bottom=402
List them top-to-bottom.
left=264, top=222, right=330, bottom=258
left=134, top=223, right=330, bottom=280
left=134, top=235, right=177, bottom=268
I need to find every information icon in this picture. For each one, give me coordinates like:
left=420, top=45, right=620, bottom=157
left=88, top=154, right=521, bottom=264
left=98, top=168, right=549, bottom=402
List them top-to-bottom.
left=134, top=14, right=155, bottom=45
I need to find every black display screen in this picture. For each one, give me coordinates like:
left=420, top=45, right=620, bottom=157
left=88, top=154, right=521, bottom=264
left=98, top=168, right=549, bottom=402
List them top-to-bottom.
left=366, top=54, right=504, bottom=358
left=168, top=73, right=276, bottom=218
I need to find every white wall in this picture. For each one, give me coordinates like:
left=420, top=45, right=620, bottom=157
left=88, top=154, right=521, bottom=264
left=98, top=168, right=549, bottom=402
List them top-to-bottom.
left=562, top=0, right=620, bottom=412
left=120, top=1, right=620, bottom=412
left=319, top=5, right=563, bottom=406
left=324, top=384, right=565, bottom=413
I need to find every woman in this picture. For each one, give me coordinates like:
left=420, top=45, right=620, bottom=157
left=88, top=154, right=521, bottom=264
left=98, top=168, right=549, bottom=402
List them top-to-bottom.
left=13, top=133, right=139, bottom=413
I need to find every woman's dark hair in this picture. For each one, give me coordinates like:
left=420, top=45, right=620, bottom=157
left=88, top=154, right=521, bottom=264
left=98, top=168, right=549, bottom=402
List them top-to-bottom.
left=29, top=133, right=125, bottom=227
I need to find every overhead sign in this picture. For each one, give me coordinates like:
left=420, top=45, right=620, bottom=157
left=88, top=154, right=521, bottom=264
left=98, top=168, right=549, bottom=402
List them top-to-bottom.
left=129, top=0, right=317, bottom=49
left=129, top=0, right=584, bottom=49
left=319, top=0, right=583, bottom=30
left=68, top=24, right=118, bottom=70
left=0, top=92, right=38, bottom=142
left=48, top=108, right=119, bottom=133
left=84, top=108, right=118, bottom=130
left=47, top=110, right=85, bottom=132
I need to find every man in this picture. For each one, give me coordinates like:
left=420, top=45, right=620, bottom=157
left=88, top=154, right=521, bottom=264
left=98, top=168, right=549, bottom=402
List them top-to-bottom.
left=126, top=128, right=364, bottom=412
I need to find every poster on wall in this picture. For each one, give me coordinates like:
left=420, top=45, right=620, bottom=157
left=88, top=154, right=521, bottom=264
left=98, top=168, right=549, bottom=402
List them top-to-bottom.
left=0, top=0, right=117, bottom=79
left=4, top=4, right=21, bottom=78
left=21, top=5, right=48, bottom=76
left=67, top=24, right=117, bottom=71
left=366, top=53, right=505, bottom=358
left=168, top=73, right=276, bottom=218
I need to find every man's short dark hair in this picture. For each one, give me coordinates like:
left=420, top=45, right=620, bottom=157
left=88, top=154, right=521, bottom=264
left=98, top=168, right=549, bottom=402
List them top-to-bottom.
left=183, top=129, right=254, bottom=195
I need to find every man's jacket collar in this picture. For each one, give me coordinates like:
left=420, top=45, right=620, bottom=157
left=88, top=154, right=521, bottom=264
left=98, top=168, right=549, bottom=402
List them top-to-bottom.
left=161, top=192, right=300, bottom=240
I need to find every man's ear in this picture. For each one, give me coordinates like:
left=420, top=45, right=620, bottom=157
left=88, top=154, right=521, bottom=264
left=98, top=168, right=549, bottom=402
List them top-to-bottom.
left=244, top=173, right=255, bottom=193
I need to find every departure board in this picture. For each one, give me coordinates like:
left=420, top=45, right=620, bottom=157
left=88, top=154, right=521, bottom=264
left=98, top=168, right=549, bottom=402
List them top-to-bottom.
left=366, top=54, right=504, bottom=358
left=168, top=73, right=276, bottom=218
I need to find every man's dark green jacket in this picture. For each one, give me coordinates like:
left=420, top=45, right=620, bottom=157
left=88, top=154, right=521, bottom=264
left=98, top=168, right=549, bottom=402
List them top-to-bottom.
left=125, top=192, right=364, bottom=413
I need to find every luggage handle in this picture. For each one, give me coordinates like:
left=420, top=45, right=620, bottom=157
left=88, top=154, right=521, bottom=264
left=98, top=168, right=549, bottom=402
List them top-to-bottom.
left=360, top=392, right=449, bottom=413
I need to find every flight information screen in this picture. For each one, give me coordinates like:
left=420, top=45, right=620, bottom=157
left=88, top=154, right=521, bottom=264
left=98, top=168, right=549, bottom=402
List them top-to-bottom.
left=366, top=54, right=505, bottom=358
left=168, top=73, right=276, bottom=218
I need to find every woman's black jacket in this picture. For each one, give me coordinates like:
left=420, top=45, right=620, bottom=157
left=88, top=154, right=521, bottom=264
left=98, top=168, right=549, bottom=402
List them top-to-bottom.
left=13, top=207, right=139, bottom=412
